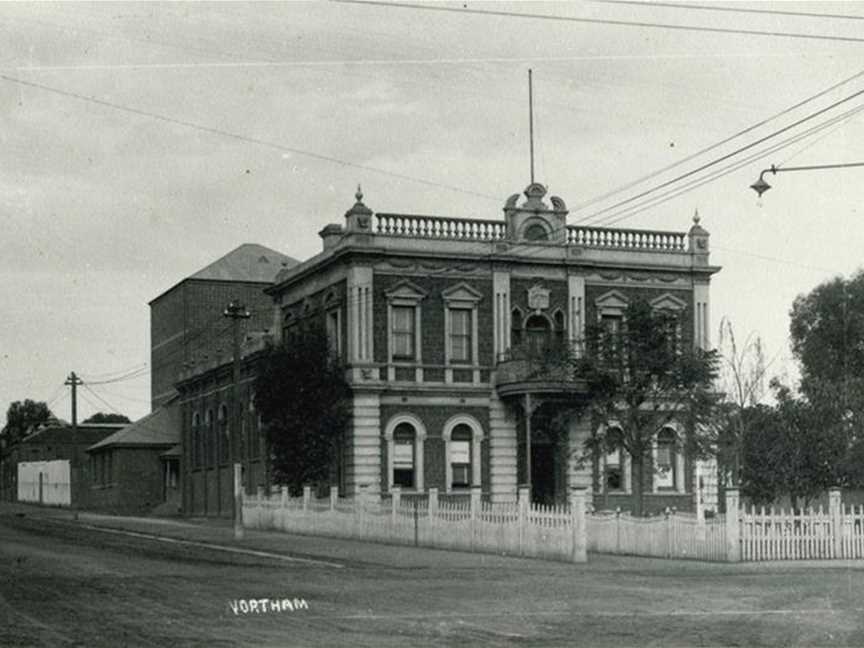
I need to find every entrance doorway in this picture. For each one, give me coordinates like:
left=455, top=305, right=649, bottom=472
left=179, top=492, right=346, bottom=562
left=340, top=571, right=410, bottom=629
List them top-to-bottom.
left=531, top=442, right=557, bottom=505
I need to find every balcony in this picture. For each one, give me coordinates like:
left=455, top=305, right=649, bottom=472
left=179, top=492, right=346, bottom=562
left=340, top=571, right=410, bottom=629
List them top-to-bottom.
left=494, top=344, right=589, bottom=399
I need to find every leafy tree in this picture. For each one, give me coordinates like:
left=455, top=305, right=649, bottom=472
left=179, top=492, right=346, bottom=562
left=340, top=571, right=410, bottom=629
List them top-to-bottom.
left=790, top=270, right=864, bottom=434
left=581, top=300, right=720, bottom=516
left=254, top=327, right=350, bottom=495
left=740, top=381, right=845, bottom=510
left=2, top=400, right=53, bottom=446
left=83, top=412, right=131, bottom=424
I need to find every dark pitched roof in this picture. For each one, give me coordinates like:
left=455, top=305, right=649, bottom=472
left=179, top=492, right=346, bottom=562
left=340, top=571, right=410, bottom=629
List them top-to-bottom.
left=189, top=243, right=297, bottom=283
left=88, top=405, right=180, bottom=452
left=22, top=423, right=124, bottom=447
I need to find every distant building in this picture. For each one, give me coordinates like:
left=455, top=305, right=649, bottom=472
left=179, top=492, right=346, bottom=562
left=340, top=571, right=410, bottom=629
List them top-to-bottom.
left=179, top=183, right=720, bottom=515
left=149, top=243, right=298, bottom=409
left=85, top=404, right=181, bottom=516
left=0, top=420, right=124, bottom=506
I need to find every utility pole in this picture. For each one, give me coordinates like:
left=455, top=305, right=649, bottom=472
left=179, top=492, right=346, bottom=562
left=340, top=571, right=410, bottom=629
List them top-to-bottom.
left=224, top=301, right=250, bottom=540
left=65, top=371, right=83, bottom=519
left=64, top=372, right=83, bottom=461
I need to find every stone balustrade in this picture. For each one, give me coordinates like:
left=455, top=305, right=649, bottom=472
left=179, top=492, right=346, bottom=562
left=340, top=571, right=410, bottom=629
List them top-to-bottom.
left=375, top=213, right=506, bottom=241
left=567, top=225, right=687, bottom=251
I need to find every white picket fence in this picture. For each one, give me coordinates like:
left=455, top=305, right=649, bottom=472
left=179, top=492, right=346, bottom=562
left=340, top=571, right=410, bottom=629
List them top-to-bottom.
left=243, top=485, right=587, bottom=562
left=738, top=499, right=864, bottom=561
left=587, top=509, right=728, bottom=561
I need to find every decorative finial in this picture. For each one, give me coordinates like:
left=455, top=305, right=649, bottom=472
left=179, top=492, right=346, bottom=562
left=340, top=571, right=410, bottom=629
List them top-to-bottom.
left=355, top=184, right=363, bottom=203
left=693, top=208, right=700, bottom=225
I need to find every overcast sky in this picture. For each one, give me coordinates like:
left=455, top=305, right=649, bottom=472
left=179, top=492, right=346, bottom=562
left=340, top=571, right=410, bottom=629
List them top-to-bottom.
left=2, top=1, right=863, bottom=424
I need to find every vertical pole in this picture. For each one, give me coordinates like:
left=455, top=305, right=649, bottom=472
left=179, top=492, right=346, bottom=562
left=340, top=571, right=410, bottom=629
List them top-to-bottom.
left=528, top=68, right=535, bottom=184
left=224, top=302, right=250, bottom=537
left=525, top=393, right=532, bottom=502
left=233, top=463, right=244, bottom=540
left=330, top=485, right=338, bottom=511
left=518, top=485, right=529, bottom=556
left=569, top=488, right=587, bottom=563
left=725, top=488, right=741, bottom=562
left=829, top=488, right=842, bottom=559
left=414, top=497, right=419, bottom=547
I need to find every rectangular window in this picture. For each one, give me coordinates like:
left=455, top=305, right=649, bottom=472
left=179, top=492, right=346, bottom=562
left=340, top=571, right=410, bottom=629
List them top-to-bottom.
left=392, top=306, right=415, bottom=360
left=449, top=309, right=472, bottom=364
left=393, top=437, right=415, bottom=487
left=450, top=439, right=471, bottom=488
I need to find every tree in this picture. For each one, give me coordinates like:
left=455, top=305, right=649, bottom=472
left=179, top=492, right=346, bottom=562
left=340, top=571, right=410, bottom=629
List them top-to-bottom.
left=789, top=270, right=864, bottom=434
left=581, top=300, right=720, bottom=516
left=712, top=318, right=772, bottom=489
left=254, top=327, right=350, bottom=494
left=740, top=381, right=845, bottom=510
left=2, top=400, right=53, bottom=447
left=83, top=412, right=131, bottom=424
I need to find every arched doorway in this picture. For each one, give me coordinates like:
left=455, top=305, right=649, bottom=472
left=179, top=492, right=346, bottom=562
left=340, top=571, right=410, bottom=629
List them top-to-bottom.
left=525, top=315, right=551, bottom=357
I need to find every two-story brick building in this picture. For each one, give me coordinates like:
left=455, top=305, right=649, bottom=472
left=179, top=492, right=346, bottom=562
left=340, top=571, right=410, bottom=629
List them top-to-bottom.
left=176, top=181, right=719, bottom=515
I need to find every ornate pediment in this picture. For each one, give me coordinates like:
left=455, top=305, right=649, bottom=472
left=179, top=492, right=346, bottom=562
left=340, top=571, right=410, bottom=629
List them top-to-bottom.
left=384, top=279, right=428, bottom=304
left=442, top=282, right=483, bottom=306
left=595, top=289, right=629, bottom=314
left=650, top=293, right=688, bottom=312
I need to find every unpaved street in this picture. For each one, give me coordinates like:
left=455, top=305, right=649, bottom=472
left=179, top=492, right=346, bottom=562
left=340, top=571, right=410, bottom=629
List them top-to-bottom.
left=2, top=510, right=864, bottom=647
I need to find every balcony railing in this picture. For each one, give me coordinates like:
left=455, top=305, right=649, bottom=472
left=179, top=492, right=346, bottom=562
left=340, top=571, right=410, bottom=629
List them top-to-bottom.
left=372, top=213, right=687, bottom=252
left=375, top=213, right=506, bottom=241
left=566, top=226, right=686, bottom=251
left=495, top=343, right=589, bottom=395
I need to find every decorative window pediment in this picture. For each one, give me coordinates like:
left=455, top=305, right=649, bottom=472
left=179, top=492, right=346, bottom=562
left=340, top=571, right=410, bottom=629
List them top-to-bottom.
left=385, top=279, right=428, bottom=305
left=442, top=282, right=483, bottom=307
left=595, top=290, right=629, bottom=316
left=650, top=293, right=687, bottom=312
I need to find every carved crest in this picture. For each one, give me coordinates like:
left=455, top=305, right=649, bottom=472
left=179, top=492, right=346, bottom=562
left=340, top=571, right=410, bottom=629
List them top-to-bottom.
left=527, top=284, right=550, bottom=312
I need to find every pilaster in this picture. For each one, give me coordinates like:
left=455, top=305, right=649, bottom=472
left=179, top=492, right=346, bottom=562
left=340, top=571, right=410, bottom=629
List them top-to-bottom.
left=488, top=391, right=517, bottom=504
left=347, top=392, right=381, bottom=500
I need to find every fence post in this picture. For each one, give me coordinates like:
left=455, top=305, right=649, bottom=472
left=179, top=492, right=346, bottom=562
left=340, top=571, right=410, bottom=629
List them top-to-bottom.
left=696, top=473, right=706, bottom=542
left=302, top=485, right=311, bottom=511
left=330, top=485, right=338, bottom=511
left=391, top=486, right=401, bottom=525
left=470, top=486, right=481, bottom=552
left=518, top=486, right=529, bottom=557
left=428, top=487, right=438, bottom=519
left=569, top=488, right=587, bottom=563
left=725, top=488, right=740, bottom=562
left=829, top=488, right=842, bottom=559
left=615, top=507, right=621, bottom=554
left=664, top=507, right=672, bottom=558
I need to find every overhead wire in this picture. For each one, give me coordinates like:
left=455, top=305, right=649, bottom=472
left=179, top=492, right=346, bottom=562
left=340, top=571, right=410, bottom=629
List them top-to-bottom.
left=335, top=0, right=864, bottom=45
left=591, top=0, right=864, bottom=22
left=569, top=68, right=864, bottom=213
left=575, top=86, right=864, bottom=225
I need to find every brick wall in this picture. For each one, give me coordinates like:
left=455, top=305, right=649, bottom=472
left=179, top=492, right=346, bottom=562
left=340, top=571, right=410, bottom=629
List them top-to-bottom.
left=372, top=274, right=494, bottom=366
left=151, top=279, right=275, bottom=408
left=584, top=284, right=695, bottom=344
left=379, top=403, right=490, bottom=493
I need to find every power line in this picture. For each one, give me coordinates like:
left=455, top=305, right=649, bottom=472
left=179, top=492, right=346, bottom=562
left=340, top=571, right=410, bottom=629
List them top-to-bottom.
left=335, top=0, right=864, bottom=45
left=591, top=0, right=864, bottom=22
left=569, top=68, right=864, bottom=213
left=0, top=73, right=503, bottom=203
left=576, top=86, right=864, bottom=225
left=591, top=101, right=864, bottom=227
left=81, top=383, right=124, bottom=415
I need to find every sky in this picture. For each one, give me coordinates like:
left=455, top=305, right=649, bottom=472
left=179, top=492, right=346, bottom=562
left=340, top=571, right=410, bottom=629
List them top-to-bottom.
left=2, top=1, right=864, bottom=425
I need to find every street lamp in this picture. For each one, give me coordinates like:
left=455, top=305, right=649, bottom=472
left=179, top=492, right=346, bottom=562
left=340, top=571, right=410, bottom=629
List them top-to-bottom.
left=750, top=161, right=864, bottom=197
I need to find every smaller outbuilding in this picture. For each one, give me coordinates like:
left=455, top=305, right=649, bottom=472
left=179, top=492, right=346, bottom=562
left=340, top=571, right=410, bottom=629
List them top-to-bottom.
left=86, top=404, right=181, bottom=516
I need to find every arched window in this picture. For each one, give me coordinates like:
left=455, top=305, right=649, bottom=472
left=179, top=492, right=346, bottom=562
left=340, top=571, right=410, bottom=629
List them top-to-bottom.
left=523, top=223, right=549, bottom=241
left=511, top=307, right=524, bottom=348
left=525, top=314, right=551, bottom=357
left=218, top=404, right=229, bottom=465
left=204, top=409, right=214, bottom=466
left=192, top=412, right=201, bottom=469
left=385, top=415, right=427, bottom=492
left=443, top=415, right=484, bottom=492
left=392, top=422, right=416, bottom=488
left=450, top=424, right=472, bottom=489
left=603, top=426, right=627, bottom=492
left=655, top=427, right=677, bottom=490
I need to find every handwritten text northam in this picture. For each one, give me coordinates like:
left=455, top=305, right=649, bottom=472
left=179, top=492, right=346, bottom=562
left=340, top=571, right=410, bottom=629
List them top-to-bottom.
left=228, top=598, right=309, bottom=615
